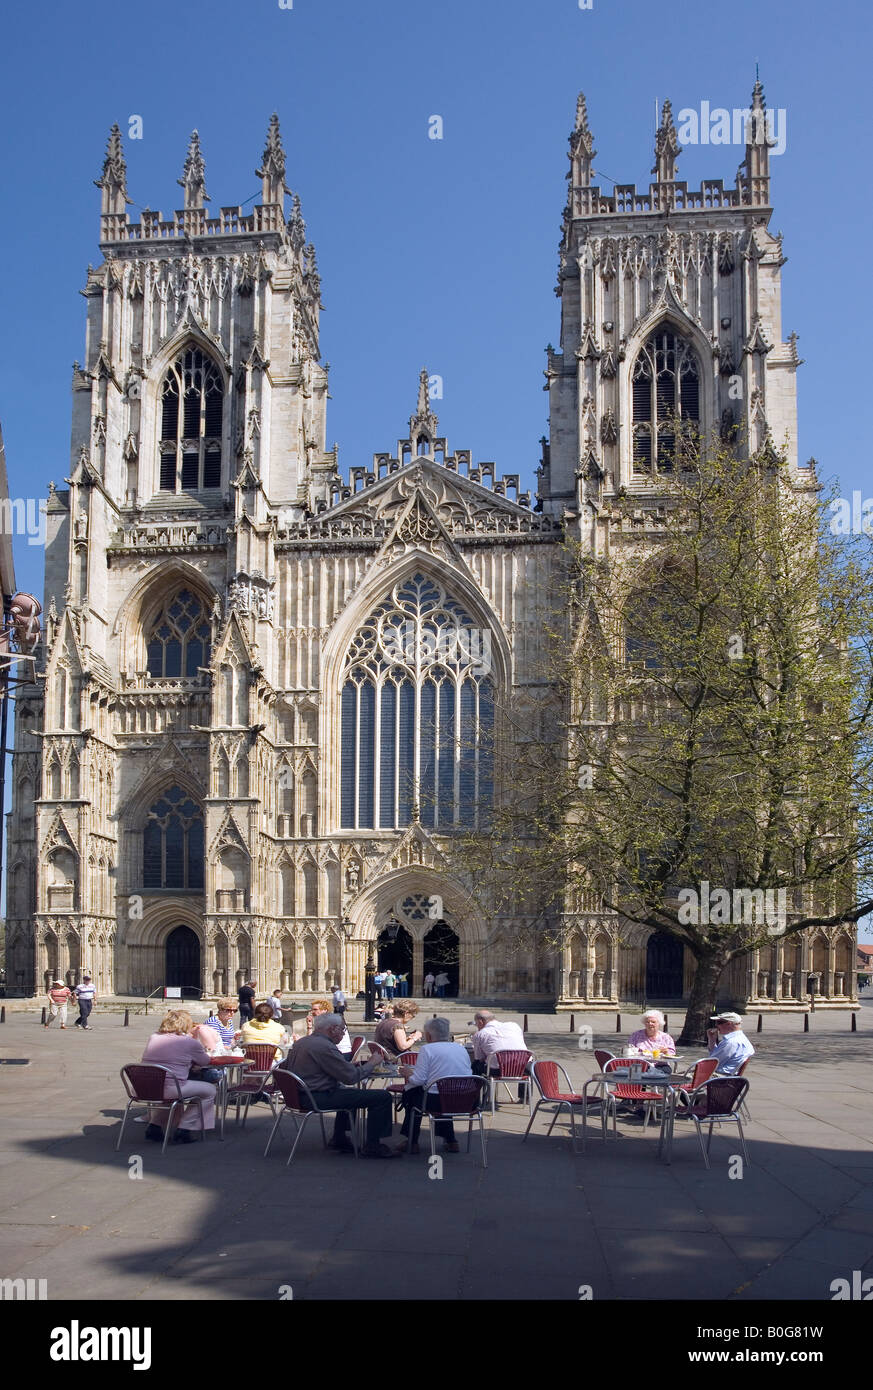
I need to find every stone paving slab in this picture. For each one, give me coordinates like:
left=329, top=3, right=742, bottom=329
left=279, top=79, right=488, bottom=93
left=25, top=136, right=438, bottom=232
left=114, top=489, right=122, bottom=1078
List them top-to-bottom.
left=1, top=1004, right=872, bottom=1301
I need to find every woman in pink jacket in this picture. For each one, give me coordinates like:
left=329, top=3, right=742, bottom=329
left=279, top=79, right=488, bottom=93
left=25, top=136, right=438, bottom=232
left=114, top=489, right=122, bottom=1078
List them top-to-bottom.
left=141, top=1010, right=217, bottom=1144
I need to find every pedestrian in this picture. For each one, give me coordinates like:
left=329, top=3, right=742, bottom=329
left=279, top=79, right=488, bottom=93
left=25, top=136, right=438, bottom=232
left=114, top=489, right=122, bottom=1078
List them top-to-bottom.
left=374, top=970, right=385, bottom=1000
left=384, top=970, right=396, bottom=1001
left=434, top=971, right=450, bottom=998
left=397, top=972, right=409, bottom=997
left=423, top=972, right=435, bottom=997
left=73, top=975, right=97, bottom=1029
left=238, top=978, right=257, bottom=1024
left=45, top=979, right=72, bottom=1029
left=332, top=983, right=347, bottom=1016
left=269, top=988, right=284, bottom=1021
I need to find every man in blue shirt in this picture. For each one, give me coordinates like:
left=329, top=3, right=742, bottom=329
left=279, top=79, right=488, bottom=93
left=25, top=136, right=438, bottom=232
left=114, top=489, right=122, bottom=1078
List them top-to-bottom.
left=706, top=1012, right=754, bottom=1075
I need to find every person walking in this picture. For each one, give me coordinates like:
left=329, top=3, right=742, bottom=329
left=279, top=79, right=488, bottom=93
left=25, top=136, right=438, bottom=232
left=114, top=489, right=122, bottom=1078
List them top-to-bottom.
left=374, top=970, right=385, bottom=1001
left=384, top=970, right=396, bottom=1002
left=434, top=971, right=450, bottom=999
left=397, top=972, right=409, bottom=997
left=423, top=972, right=435, bottom=998
left=73, top=976, right=97, bottom=1029
left=238, top=978, right=257, bottom=1025
left=45, top=979, right=72, bottom=1029
left=332, top=984, right=347, bottom=1017
left=269, top=988, right=284, bottom=1021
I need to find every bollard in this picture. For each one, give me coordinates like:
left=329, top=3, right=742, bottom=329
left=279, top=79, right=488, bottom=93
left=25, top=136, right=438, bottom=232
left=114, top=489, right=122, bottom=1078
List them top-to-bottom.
left=0, top=1006, right=5, bottom=1023
left=41, top=1006, right=46, bottom=1025
left=123, top=1008, right=130, bottom=1027
left=616, top=1012, right=622, bottom=1033
left=803, top=1012, right=809, bottom=1032
left=851, top=1012, right=857, bottom=1033
left=523, top=1013, right=529, bottom=1033
left=570, top=1013, right=575, bottom=1033
left=757, top=1013, right=763, bottom=1033
left=664, top=1015, right=668, bottom=1035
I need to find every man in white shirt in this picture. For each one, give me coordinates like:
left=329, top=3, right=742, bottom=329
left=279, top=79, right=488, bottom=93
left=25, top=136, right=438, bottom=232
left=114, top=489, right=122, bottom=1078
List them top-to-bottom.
left=73, top=976, right=97, bottom=1030
left=471, top=1010, right=529, bottom=1103
left=706, top=1012, right=755, bottom=1076
left=398, top=1017, right=474, bottom=1154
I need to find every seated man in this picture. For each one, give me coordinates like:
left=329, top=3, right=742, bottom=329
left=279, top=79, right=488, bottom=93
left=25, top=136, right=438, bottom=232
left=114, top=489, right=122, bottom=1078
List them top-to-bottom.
left=470, top=1009, right=529, bottom=1102
left=706, top=1011, right=754, bottom=1075
left=283, top=1013, right=400, bottom=1158
left=399, top=1017, right=473, bottom=1154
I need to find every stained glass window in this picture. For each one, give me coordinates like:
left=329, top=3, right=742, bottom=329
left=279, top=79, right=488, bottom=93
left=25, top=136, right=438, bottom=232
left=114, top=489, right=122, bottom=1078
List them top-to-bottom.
left=143, top=785, right=204, bottom=890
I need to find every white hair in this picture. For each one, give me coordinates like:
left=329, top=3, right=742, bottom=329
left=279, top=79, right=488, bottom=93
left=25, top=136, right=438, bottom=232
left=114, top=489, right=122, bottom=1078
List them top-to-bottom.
left=642, top=1010, right=665, bottom=1026
left=312, top=1012, right=343, bottom=1034
left=424, top=1016, right=451, bottom=1042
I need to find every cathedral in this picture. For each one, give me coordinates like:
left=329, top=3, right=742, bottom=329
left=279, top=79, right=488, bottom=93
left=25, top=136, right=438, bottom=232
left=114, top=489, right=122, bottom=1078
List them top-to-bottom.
left=5, top=90, right=857, bottom=1009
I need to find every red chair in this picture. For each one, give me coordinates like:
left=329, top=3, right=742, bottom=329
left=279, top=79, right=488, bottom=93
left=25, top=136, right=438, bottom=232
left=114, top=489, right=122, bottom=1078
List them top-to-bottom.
left=349, top=1035, right=365, bottom=1057
left=224, top=1044, right=279, bottom=1128
left=488, top=1049, right=534, bottom=1114
left=594, top=1049, right=616, bottom=1071
left=387, top=1050, right=418, bottom=1118
left=673, top=1057, right=719, bottom=1105
left=736, top=1057, right=752, bottom=1118
left=603, top=1058, right=663, bottom=1128
left=523, top=1060, right=614, bottom=1154
left=116, top=1063, right=207, bottom=1155
left=264, top=1069, right=359, bottom=1164
left=404, top=1076, right=490, bottom=1167
left=669, top=1076, right=750, bottom=1168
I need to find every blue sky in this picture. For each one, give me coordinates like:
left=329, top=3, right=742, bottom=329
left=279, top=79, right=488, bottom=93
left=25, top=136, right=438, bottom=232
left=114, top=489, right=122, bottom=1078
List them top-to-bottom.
left=2, top=0, right=872, bottom=935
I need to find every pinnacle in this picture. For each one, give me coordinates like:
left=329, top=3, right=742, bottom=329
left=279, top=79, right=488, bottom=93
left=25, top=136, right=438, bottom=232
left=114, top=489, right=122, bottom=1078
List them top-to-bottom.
left=257, top=112, right=287, bottom=184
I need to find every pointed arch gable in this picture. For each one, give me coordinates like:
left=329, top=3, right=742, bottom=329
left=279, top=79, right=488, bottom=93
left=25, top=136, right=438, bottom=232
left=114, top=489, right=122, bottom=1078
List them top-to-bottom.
left=621, top=305, right=714, bottom=484
left=113, top=560, right=218, bottom=678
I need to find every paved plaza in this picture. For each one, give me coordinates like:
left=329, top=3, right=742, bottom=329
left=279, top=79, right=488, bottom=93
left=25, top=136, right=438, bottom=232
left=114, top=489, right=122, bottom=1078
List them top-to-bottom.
left=0, top=1000, right=871, bottom=1301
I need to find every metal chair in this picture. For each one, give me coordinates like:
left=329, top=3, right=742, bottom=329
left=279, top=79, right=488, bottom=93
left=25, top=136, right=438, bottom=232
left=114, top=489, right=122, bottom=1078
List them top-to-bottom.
left=349, top=1035, right=365, bottom=1057
left=224, top=1043, right=279, bottom=1128
left=488, top=1049, right=534, bottom=1114
left=594, top=1049, right=616, bottom=1071
left=387, top=1050, right=418, bottom=1118
left=736, top=1056, right=752, bottom=1119
left=603, top=1057, right=663, bottom=1128
left=673, top=1057, right=718, bottom=1106
left=523, top=1060, right=614, bottom=1153
left=117, top=1063, right=206, bottom=1155
left=264, top=1069, right=359, bottom=1164
left=669, top=1075, right=750, bottom=1168
left=405, top=1076, right=490, bottom=1167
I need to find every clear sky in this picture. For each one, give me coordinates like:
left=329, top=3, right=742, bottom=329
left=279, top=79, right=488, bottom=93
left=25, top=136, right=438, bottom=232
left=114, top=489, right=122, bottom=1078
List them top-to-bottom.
left=2, top=0, right=872, bottom=935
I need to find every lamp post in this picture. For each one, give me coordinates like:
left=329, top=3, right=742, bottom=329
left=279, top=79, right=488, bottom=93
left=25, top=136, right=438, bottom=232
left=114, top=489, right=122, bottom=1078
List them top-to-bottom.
left=364, top=941, right=376, bottom=1023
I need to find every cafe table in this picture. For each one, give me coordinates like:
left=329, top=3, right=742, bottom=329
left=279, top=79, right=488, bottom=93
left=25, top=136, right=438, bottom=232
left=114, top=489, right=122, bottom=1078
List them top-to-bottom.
left=206, top=1055, right=254, bottom=1139
left=581, top=1060, right=693, bottom=1163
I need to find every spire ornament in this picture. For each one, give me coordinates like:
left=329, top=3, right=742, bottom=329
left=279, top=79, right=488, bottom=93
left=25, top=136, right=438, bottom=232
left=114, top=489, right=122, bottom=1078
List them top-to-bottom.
left=568, top=91, right=597, bottom=187
left=652, top=98, right=681, bottom=183
left=257, top=113, right=288, bottom=205
left=95, top=123, right=131, bottom=216
left=178, top=130, right=209, bottom=209
left=409, top=368, right=439, bottom=443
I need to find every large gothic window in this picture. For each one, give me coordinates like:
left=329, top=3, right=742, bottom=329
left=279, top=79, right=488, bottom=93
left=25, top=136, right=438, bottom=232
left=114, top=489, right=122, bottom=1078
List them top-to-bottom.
left=632, top=328, right=700, bottom=475
left=159, top=347, right=223, bottom=493
left=340, top=573, right=495, bottom=831
left=146, top=589, right=211, bottom=678
left=143, top=786, right=204, bottom=890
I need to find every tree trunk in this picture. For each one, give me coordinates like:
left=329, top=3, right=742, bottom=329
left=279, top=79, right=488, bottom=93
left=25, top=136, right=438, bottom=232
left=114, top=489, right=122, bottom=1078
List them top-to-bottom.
left=678, top=948, right=731, bottom=1047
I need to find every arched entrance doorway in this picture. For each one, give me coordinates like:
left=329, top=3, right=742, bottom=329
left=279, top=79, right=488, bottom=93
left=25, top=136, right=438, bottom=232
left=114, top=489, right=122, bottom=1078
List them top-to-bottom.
left=424, top=919, right=459, bottom=997
left=377, top=921, right=414, bottom=985
left=165, top=925, right=201, bottom=996
left=645, top=932, right=684, bottom=1000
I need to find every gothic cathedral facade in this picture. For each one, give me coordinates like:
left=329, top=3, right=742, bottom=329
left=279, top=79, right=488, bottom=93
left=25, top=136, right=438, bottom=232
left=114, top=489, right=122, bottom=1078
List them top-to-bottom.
left=6, top=91, right=857, bottom=1008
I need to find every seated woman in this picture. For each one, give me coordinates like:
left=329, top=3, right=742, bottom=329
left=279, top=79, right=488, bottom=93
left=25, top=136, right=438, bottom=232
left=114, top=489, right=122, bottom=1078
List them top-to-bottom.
left=293, top=998, right=352, bottom=1054
left=373, top=1000, right=422, bottom=1056
left=239, top=1001, right=289, bottom=1060
left=627, top=1009, right=676, bottom=1065
left=141, top=1010, right=218, bottom=1144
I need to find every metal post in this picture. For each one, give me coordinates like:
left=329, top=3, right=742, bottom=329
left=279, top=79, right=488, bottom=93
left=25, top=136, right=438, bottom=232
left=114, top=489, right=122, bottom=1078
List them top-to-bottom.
left=364, top=942, right=376, bottom=1023
left=0, top=1006, right=5, bottom=1022
left=41, top=1006, right=46, bottom=1024
left=123, top=1008, right=130, bottom=1027
left=616, top=1012, right=622, bottom=1032
left=803, top=1012, right=809, bottom=1032
left=851, top=1012, right=857, bottom=1033
left=523, top=1013, right=529, bottom=1032
left=570, top=1013, right=575, bottom=1033
left=757, top=1013, right=763, bottom=1032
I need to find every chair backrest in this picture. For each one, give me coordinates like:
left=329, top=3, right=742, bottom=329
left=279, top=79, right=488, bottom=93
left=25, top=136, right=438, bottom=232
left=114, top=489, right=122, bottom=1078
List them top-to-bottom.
left=349, top=1036, right=365, bottom=1056
left=367, top=1042, right=391, bottom=1062
left=242, top=1043, right=278, bottom=1073
left=491, top=1049, right=533, bottom=1079
left=594, top=1049, right=616, bottom=1071
left=396, top=1050, right=418, bottom=1065
left=603, top=1056, right=659, bottom=1099
left=736, top=1056, right=752, bottom=1077
left=688, top=1057, right=719, bottom=1089
left=531, top=1060, right=575, bottom=1101
left=121, top=1063, right=179, bottom=1103
left=269, top=1068, right=319, bottom=1113
left=432, top=1076, right=489, bottom=1115
left=691, top=1076, right=749, bottom=1117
